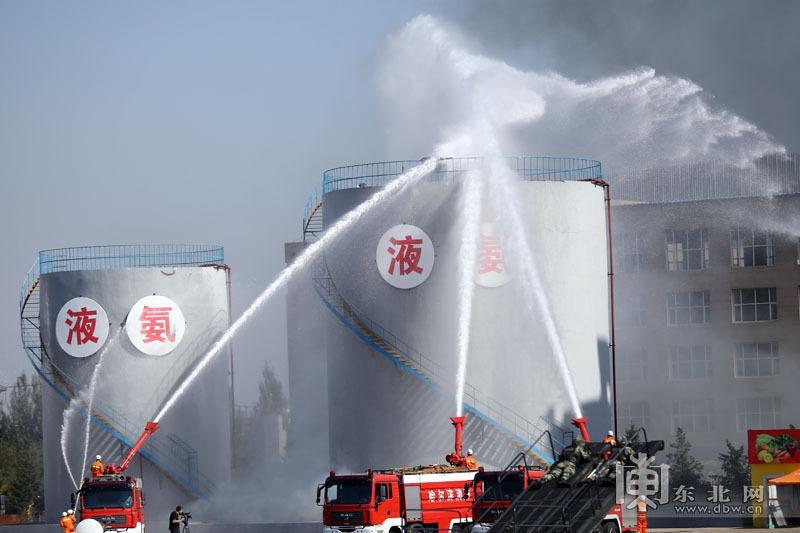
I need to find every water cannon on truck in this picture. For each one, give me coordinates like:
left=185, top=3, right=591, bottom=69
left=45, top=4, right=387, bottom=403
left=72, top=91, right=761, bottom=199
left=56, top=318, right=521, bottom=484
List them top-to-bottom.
left=318, top=417, right=478, bottom=533
left=71, top=421, right=159, bottom=533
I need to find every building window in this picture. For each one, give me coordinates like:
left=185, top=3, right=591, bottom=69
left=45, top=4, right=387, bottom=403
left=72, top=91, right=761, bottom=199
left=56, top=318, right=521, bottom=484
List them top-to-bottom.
left=731, top=227, right=774, bottom=267
left=665, top=229, right=709, bottom=271
left=617, top=232, right=643, bottom=273
left=731, top=288, right=778, bottom=322
left=667, top=290, right=711, bottom=325
left=735, top=342, right=779, bottom=377
left=669, top=345, right=712, bottom=380
left=618, top=348, right=647, bottom=382
left=736, top=397, right=781, bottom=431
left=672, top=399, right=714, bottom=432
left=619, top=402, right=650, bottom=429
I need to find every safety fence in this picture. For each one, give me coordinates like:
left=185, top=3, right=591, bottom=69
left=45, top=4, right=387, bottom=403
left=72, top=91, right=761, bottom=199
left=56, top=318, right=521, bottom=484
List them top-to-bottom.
left=38, top=244, right=224, bottom=275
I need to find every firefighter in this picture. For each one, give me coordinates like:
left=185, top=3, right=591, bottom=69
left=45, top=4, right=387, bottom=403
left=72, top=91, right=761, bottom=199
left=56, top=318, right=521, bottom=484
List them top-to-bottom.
left=602, top=430, right=617, bottom=460
left=598, top=436, right=635, bottom=480
left=542, top=438, right=590, bottom=483
left=464, top=449, right=478, bottom=469
left=90, top=455, right=104, bottom=477
left=636, top=494, right=648, bottom=533
left=65, top=509, right=76, bottom=532
left=59, top=512, right=71, bottom=533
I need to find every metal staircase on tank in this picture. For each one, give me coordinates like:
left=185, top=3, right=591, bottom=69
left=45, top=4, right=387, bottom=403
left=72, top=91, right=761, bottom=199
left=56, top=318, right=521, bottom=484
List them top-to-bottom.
left=302, top=181, right=571, bottom=467
left=19, top=248, right=218, bottom=498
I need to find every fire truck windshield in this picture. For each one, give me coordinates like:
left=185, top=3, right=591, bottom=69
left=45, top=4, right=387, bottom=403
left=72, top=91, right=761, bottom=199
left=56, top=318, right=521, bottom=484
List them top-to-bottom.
left=477, top=474, right=523, bottom=501
left=325, top=478, right=372, bottom=505
left=83, top=489, right=134, bottom=509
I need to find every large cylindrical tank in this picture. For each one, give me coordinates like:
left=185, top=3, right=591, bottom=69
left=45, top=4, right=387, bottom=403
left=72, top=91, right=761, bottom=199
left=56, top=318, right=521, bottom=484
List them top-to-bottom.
left=317, top=158, right=612, bottom=470
left=26, top=245, right=232, bottom=523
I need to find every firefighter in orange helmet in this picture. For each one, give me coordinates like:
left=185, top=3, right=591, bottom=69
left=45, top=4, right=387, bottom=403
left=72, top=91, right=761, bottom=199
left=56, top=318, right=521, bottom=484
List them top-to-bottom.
left=602, top=430, right=617, bottom=460
left=464, top=448, right=478, bottom=470
left=91, top=454, right=104, bottom=477
left=65, top=509, right=76, bottom=532
left=59, top=512, right=71, bottom=533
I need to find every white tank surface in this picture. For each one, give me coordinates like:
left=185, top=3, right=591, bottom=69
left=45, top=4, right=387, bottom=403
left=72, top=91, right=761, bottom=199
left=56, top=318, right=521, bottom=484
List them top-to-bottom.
left=300, top=157, right=613, bottom=471
left=75, top=519, right=104, bottom=533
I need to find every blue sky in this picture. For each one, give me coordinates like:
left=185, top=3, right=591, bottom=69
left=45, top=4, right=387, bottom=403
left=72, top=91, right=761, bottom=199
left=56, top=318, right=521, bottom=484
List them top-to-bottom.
left=0, top=0, right=443, bottom=401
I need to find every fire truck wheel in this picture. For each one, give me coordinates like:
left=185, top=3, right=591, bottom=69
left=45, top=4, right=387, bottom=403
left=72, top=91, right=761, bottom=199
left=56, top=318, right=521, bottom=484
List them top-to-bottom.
left=600, top=521, right=620, bottom=533
left=405, top=523, right=424, bottom=533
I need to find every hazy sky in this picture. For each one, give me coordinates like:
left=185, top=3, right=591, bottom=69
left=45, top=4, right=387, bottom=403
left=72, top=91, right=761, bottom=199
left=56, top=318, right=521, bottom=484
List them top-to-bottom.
left=1, top=0, right=797, bottom=403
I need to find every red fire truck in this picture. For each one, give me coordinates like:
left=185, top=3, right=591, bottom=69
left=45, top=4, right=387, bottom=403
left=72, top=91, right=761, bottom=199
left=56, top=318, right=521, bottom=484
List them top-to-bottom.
left=319, top=417, right=477, bottom=533
left=72, top=422, right=159, bottom=533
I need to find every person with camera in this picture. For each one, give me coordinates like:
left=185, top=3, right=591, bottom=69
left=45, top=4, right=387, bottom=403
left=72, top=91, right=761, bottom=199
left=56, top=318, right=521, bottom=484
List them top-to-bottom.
left=169, top=506, right=184, bottom=533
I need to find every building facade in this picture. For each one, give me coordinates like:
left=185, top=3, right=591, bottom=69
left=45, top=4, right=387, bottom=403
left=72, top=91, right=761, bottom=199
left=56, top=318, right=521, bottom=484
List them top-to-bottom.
left=613, top=191, right=800, bottom=471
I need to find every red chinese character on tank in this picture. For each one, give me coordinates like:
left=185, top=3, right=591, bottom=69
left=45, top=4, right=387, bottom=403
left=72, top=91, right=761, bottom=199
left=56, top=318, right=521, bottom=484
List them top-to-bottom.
left=479, top=234, right=504, bottom=274
left=387, top=235, right=424, bottom=276
left=139, top=306, right=176, bottom=343
left=65, top=307, right=98, bottom=345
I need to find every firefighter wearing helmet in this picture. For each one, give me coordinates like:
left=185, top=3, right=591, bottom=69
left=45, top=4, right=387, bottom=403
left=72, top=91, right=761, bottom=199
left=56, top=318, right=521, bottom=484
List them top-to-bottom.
left=602, top=430, right=617, bottom=460
left=598, top=435, right=635, bottom=480
left=464, top=448, right=477, bottom=469
left=91, top=455, right=104, bottom=477
left=65, top=509, right=76, bottom=532
left=59, top=511, right=74, bottom=533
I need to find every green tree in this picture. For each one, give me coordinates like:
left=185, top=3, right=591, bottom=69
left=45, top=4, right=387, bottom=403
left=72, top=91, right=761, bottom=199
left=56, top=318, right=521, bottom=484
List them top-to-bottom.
left=256, top=363, right=288, bottom=418
left=0, top=373, right=43, bottom=521
left=666, top=427, right=706, bottom=489
left=712, top=440, right=750, bottom=493
left=7, top=448, right=41, bottom=518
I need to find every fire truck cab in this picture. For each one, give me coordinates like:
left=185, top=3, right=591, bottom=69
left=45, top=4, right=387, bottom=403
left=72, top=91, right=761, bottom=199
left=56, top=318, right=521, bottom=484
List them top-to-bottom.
left=320, top=466, right=475, bottom=533
left=470, top=466, right=545, bottom=533
left=74, top=475, right=146, bottom=533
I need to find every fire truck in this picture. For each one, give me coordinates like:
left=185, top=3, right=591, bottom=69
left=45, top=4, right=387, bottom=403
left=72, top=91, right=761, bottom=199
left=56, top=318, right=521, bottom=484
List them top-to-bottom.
left=321, top=416, right=664, bottom=533
left=319, top=417, right=477, bottom=533
left=71, top=422, right=159, bottom=533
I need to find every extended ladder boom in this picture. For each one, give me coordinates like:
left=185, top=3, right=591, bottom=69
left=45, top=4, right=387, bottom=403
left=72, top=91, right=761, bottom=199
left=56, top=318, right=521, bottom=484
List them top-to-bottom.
left=114, top=421, right=160, bottom=473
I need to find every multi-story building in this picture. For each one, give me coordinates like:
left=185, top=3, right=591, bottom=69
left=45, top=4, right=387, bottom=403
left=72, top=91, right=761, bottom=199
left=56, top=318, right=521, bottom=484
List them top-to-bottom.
left=611, top=155, right=800, bottom=471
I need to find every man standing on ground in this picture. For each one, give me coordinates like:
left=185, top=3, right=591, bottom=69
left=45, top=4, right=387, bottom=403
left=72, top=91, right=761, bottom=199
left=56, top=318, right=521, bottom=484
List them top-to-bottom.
left=169, top=506, right=183, bottom=533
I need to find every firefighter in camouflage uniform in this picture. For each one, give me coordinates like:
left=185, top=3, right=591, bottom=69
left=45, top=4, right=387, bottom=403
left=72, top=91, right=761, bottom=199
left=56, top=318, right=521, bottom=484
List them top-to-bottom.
left=542, top=438, right=590, bottom=483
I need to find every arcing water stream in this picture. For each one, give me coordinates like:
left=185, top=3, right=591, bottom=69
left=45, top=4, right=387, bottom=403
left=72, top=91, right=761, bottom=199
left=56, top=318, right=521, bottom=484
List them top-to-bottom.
left=157, top=12, right=785, bottom=430
left=487, top=156, right=584, bottom=418
left=153, top=157, right=438, bottom=423
left=453, top=171, right=483, bottom=416
left=60, top=399, right=80, bottom=490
